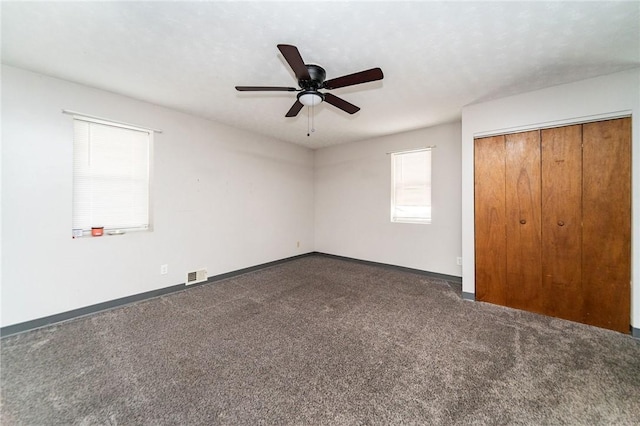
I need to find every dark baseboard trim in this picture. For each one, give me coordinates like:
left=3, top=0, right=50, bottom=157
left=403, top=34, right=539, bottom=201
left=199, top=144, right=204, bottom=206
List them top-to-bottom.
left=5, top=250, right=632, bottom=339
left=1, top=252, right=316, bottom=338
left=2, top=252, right=464, bottom=337
left=195, top=252, right=315, bottom=286
left=312, top=252, right=462, bottom=284
left=0, top=283, right=185, bottom=338
left=462, top=292, right=475, bottom=301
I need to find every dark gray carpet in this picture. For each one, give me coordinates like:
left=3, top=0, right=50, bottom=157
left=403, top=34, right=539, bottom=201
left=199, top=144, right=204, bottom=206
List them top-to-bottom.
left=2, top=256, right=639, bottom=425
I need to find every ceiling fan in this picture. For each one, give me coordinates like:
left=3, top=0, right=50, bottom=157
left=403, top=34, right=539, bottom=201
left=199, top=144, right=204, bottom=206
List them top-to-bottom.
left=235, top=44, right=384, bottom=117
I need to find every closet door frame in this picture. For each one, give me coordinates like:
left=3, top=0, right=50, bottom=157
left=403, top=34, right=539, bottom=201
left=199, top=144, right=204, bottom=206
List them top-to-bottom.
left=473, top=116, right=632, bottom=333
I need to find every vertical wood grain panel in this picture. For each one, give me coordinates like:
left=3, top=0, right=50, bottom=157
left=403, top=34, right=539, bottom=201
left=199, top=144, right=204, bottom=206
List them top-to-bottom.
left=582, top=118, right=631, bottom=333
left=541, top=125, right=583, bottom=322
left=505, top=131, right=542, bottom=313
left=474, top=136, right=507, bottom=305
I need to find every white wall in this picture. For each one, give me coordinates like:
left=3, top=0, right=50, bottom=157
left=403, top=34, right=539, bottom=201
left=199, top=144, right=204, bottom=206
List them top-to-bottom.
left=8, top=64, right=636, bottom=330
left=1, top=65, right=315, bottom=327
left=461, top=68, right=640, bottom=328
left=315, top=122, right=462, bottom=276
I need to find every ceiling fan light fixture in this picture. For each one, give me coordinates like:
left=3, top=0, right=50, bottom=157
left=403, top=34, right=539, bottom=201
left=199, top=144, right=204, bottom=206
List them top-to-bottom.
left=298, top=91, right=324, bottom=106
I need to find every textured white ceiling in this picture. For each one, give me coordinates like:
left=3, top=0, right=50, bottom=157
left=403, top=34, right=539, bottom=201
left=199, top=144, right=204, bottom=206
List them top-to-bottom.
left=2, top=1, right=639, bottom=149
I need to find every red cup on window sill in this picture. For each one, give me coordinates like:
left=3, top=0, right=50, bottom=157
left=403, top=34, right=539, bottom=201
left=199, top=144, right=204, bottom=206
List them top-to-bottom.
left=91, top=227, right=104, bottom=237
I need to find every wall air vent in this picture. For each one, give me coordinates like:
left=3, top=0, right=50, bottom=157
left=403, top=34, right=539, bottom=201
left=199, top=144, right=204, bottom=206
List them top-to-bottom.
left=186, top=269, right=207, bottom=285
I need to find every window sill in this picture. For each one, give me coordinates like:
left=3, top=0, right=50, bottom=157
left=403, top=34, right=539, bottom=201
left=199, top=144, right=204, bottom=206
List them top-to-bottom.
left=391, top=219, right=432, bottom=225
left=72, top=228, right=151, bottom=239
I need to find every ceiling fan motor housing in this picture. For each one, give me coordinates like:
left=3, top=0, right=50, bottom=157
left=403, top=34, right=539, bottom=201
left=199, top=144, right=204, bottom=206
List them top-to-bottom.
left=300, top=64, right=326, bottom=89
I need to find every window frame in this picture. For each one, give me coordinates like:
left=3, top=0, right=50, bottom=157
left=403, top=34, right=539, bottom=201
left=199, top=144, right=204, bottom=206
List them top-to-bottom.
left=71, top=114, right=154, bottom=236
left=390, top=148, right=432, bottom=224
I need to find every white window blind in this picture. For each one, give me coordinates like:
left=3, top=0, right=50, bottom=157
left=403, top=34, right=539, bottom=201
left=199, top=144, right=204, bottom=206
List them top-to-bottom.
left=72, top=118, right=151, bottom=232
left=391, top=149, right=432, bottom=224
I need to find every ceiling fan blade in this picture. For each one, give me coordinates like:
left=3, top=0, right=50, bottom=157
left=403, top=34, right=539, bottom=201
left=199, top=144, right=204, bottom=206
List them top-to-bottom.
left=277, top=44, right=311, bottom=81
left=323, top=68, right=384, bottom=90
left=236, top=86, right=297, bottom=92
left=324, top=93, right=360, bottom=114
left=285, top=100, right=304, bottom=117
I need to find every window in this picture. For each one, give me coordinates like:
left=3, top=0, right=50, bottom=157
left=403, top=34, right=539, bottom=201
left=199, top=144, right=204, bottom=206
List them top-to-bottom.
left=72, top=116, right=152, bottom=233
left=391, top=148, right=432, bottom=224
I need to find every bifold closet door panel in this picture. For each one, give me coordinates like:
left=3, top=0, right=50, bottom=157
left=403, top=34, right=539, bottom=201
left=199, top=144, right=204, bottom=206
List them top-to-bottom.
left=582, top=118, right=631, bottom=333
left=540, top=125, right=583, bottom=322
left=505, top=131, right=542, bottom=313
left=474, top=135, right=507, bottom=305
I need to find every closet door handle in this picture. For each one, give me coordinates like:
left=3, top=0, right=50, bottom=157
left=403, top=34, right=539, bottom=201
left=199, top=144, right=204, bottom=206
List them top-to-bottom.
left=519, top=219, right=526, bottom=225
left=558, top=221, right=565, bottom=226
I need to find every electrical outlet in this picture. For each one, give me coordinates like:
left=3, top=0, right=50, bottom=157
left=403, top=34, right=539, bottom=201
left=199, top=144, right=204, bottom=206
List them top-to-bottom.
left=297, top=241, right=300, bottom=248
left=456, top=257, right=462, bottom=266
left=160, top=264, right=168, bottom=275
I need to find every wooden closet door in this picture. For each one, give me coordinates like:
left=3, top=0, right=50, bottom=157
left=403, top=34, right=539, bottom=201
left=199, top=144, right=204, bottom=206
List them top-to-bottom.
left=582, top=118, right=631, bottom=333
left=540, top=125, right=583, bottom=322
left=505, top=131, right=542, bottom=313
left=474, top=135, right=507, bottom=305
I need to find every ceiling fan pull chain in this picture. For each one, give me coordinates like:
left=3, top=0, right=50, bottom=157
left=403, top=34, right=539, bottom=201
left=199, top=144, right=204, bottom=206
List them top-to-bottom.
left=311, top=103, right=316, bottom=134
left=307, top=104, right=311, bottom=137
